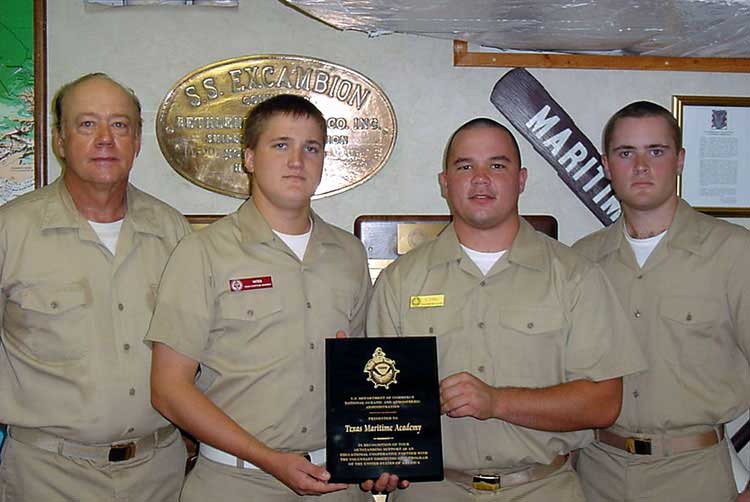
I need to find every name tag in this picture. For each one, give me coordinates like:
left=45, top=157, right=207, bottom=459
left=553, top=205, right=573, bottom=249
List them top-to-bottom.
left=229, top=276, right=273, bottom=292
left=409, top=294, right=444, bottom=308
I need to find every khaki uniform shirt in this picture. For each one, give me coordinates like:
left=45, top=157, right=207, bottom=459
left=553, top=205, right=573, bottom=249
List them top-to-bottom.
left=0, top=179, right=191, bottom=444
left=145, top=199, right=371, bottom=453
left=573, top=199, right=750, bottom=436
left=367, top=220, right=646, bottom=472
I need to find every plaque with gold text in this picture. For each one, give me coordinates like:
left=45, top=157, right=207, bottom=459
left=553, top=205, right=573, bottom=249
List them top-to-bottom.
left=156, top=55, right=397, bottom=199
left=326, top=337, right=443, bottom=483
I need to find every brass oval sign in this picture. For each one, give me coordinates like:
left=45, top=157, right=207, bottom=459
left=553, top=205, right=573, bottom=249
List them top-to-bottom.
left=156, top=55, right=397, bottom=199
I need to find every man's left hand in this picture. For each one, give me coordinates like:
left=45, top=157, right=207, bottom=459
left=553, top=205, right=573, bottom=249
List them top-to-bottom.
left=440, top=371, right=497, bottom=420
left=360, top=472, right=409, bottom=494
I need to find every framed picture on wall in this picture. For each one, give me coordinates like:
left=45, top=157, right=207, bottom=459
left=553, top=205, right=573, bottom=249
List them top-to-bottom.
left=0, top=0, right=46, bottom=203
left=673, top=95, right=750, bottom=216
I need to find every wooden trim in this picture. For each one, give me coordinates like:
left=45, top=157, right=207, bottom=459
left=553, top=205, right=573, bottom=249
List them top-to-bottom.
left=34, top=0, right=47, bottom=187
left=453, top=40, right=750, bottom=73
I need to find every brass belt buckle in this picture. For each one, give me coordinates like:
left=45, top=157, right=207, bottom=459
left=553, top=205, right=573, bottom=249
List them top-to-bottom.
left=625, top=437, right=652, bottom=455
left=108, top=442, right=136, bottom=462
left=472, top=474, right=501, bottom=491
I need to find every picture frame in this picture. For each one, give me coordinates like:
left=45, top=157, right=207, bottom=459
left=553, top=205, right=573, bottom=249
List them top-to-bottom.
left=0, top=0, right=46, bottom=204
left=34, top=0, right=47, bottom=187
left=673, top=95, right=750, bottom=216
left=354, top=215, right=558, bottom=282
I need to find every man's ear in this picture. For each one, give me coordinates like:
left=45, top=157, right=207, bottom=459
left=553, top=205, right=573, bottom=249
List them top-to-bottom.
left=52, top=128, right=65, bottom=161
left=243, top=147, right=254, bottom=174
left=676, top=148, right=685, bottom=176
left=602, top=155, right=612, bottom=180
left=518, top=167, right=528, bottom=194
left=438, top=171, right=447, bottom=200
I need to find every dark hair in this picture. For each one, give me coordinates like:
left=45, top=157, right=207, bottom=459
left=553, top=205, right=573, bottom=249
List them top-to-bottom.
left=52, top=72, right=143, bottom=134
left=242, top=94, right=326, bottom=150
left=602, top=101, right=682, bottom=154
left=444, top=118, right=521, bottom=170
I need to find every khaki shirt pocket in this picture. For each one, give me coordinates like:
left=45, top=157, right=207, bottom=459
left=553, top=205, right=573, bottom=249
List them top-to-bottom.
left=5, top=282, right=90, bottom=362
left=147, top=283, right=159, bottom=312
left=333, top=288, right=355, bottom=321
left=211, top=289, right=284, bottom=367
left=658, top=296, right=720, bottom=365
left=402, top=306, right=463, bottom=377
left=494, top=306, right=566, bottom=386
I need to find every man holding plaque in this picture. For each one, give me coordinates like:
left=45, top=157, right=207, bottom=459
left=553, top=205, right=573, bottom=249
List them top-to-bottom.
left=0, top=73, right=191, bottom=501
left=147, top=94, right=372, bottom=501
left=573, top=101, right=750, bottom=501
left=366, top=118, right=646, bottom=501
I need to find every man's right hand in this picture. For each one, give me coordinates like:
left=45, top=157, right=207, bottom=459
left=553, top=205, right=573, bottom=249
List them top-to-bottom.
left=263, top=451, right=348, bottom=496
left=360, top=472, right=409, bottom=494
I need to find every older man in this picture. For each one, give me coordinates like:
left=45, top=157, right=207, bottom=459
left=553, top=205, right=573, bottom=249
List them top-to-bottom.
left=0, top=73, right=191, bottom=501
left=573, top=101, right=750, bottom=501
left=366, top=118, right=645, bottom=501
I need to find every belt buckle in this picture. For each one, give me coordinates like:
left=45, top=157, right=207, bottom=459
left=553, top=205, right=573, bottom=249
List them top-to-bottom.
left=625, top=437, right=652, bottom=455
left=108, top=442, right=136, bottom=462
left=472, top=474, right=501, bottom=491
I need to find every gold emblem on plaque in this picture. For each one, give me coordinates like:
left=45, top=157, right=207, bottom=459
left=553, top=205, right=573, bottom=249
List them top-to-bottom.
left=156, top=55, right=397, bottom=199
left=364, top=347, right=400, bottom=389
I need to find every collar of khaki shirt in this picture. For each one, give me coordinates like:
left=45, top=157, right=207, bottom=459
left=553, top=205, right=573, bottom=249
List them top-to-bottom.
left=39, top=178, right=167, bottom=239
left=236, top=198, right=343, bottom=252
left=595, top=199, right=712, bottom=262
left=426, top=218, right=547, bottom=274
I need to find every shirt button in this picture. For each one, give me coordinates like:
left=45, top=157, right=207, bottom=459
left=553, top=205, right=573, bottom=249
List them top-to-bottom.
left=636, top=274, right=643, bottom=279
left=480, top=280, right=486, bottom=287
left=50, top=301, right=58, bottom=309
left=306, top=302, right=312, bottom=309
left=118, top=303, right=124, bottom=311
left=246, top=309, right=254, bottom=317
left=634, top=310, right=641, bottom=319
left=686, top=313, right=693, bottom=321
left=478, top=322, right=485, bottom=329
left=527, top=322, right=534, bottom=329
left=428, top=327, right=434, bottom=334
left=309, top=342, right=315, bottom=350
left=123, top=343, right=130, bottom=351
left=478, top=365, right=485, bottom=373
left=309, top=385, right=315, bottom=392
left=129, top=388, right=135, bottom=396
left=633, top=390, right=640, bottom=398
left=127, top=427, right=134, bottom=433
left=301, top=427, right=308, bottom=434
left=485, top=455, right=493, bottom=462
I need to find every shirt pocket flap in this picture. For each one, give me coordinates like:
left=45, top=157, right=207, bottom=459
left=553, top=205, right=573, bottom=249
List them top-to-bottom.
left=20, top=284, right=89, bottom=315
left=218, top=291, right=282, bottom=321
left=659, top=296, right=719, bottom=326
left=497, top=306, right=565, bottom=335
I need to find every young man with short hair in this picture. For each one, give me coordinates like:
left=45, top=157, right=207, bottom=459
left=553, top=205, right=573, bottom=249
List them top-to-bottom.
left=147, top=94, right=372, bottom=501
left=574, top=101, right=750, bottom=501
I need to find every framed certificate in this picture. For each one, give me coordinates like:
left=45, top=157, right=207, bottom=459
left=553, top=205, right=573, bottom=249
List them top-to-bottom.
left=674, top=95, right=750, bottom=216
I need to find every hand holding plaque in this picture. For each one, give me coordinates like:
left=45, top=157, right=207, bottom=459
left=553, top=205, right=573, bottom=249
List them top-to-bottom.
left=325, top=337, right=443, bottom=484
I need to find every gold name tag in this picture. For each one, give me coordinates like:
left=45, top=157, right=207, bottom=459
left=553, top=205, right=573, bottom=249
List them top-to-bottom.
left=410, top=295, right=445, bottom=308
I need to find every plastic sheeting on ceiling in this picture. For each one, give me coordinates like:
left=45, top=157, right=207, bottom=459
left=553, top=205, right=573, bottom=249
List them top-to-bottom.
left=283, top=0, right=750, bottom=57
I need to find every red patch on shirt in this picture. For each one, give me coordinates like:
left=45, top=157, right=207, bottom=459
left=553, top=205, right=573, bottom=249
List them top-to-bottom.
left=228, top=276, right=273, bottom=292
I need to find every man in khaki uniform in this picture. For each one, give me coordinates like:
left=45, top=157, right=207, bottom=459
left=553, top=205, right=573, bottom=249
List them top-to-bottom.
left=0, top=73, right=191, bottom=501
left=147, top=94, right=372, bottom=501
left=573, top=101, right=750, bottom=501
left=366, top=118, right=646, bottom=501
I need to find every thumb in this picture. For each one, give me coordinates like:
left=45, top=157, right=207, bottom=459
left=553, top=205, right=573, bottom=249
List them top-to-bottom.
left=335, top=330, right=348, bottom=339
left=303, top=462, right=332, bottom=481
